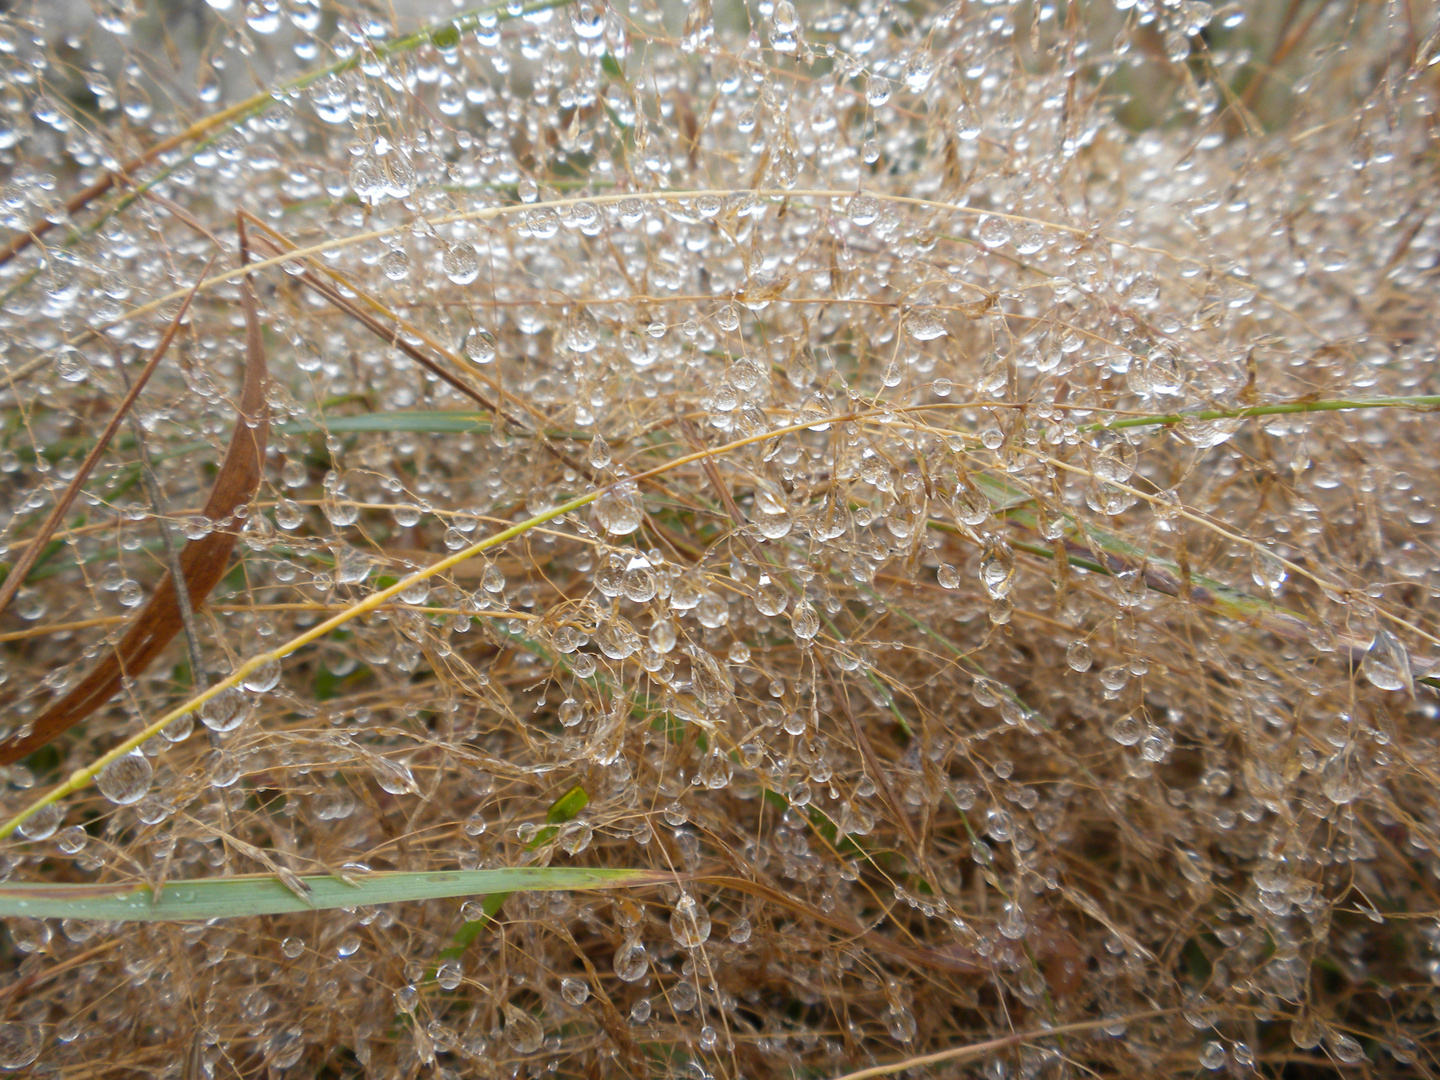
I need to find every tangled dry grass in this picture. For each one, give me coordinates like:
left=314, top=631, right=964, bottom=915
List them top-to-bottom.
left=0, top=0, right=1438, bottom=1076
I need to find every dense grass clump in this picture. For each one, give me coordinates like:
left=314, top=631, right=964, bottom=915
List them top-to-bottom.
left=0, top=0, right=1437, bottom=1076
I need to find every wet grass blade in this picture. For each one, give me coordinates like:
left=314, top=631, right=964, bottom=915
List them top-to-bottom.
left=276, top=411, right=581, bottom=439
left=0, top=867, right=669, bottom=922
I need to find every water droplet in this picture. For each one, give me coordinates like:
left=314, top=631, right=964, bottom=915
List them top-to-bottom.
left=570, top=0, right=606, bottom=37
left=902, top=50, right=936, bottom=92
left=865, top=75, right=891, bottom=108
left=955, top=101, right=982, bottom=139
left=848, top=193, right=879, bottom=226
left=978, top=215, right=1012, bottom=248
left=442, top=242, right=480, bottom=285
left=379, top=248, right=409, bottom=280
left=564, top=305, right=600, bottom=352
left=904, top=307, right=947, bottom=341
left=463, top=326, right=496, bottom=364
left=55, top=345, right=90, bottom=383
left=587, top=434, right=612, bottom=469
left=595, top=481, right=643, bottom=535
left=978, top=541, right=1017, bottom=599
left=1252, top=546, right=1287, bottom=593
left=790, top=598, right=819, bottom=641
left=1362, top=628, right=1413, bottom=693
left=1066, top=640, right=1093, bottom=672
left=241, top=658, right=281, bottom=693
left=200, top=687, right=248, bottom=733
left=1110, top=714, right=1144, bottom=745
left=1320, top=750, right=1364, bottom=804
left=97, top=752, right=153, bottom=805
left=370, top=757, right=418, bottom=795
left=17, top=803, right=62, bottom=841
left=670, top=893, right=712, bottom=947
left=613, top=937, right=649, bottom=982
left=436, top=960, right=463, bottom=990
left=561, top=977, right=590, bottom=1005
left=882, top=1003, right=916, bottom=1042
left=500, top=1004, right=543, bottom=1054
left=0, top=1023, right=41, bottom=1070
left=1328, top=1032, right=1366, bottom=1064
left=1199, top=1041, right=1226, bottom=1070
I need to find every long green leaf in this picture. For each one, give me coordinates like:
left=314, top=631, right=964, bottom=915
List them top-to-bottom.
left=0, top=867, right=667, bottom=922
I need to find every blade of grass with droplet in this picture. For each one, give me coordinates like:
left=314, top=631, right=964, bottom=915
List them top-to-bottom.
left=276, top=411, right=582, bottom=439
left=0, top=867, right=669, bottom=922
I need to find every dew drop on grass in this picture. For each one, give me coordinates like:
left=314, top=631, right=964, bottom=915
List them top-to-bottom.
left=569, top=0, right=605, bottom=37
left=955, top=101, right=982, bottom=139
left=848, top=194, right=879, bottom=226
left=978, top=216, right=1012, bottom=248
left=442, top=242, right=479, bottom=285
left=379, top=248, right=409, bottom=280
left=564, top=305, right=600, bottom=352
left=904, top=308, right=947, bottom=341
left=463, top=326, right=496, bottom=364
left=587, top=434, right=612, bottom=468
left=595, top=481, right=643, bottom=535
left=1252, top=546, right=1288, bottom=592
left=790, top=599, right=819, bottom=641
left=1362, top=628, right=1413, bottom=692
left=1066, top=640, right=1093, bottom=672
left=241, top=658, right=281, bottom=693
left=200, top=687, right=247, bottom=733
left=1110, top=714, right=1144, bottom=745
left=1320, top=751, right=1364, bottom=804
left=97, top=752, right=153, bottom=806
left=370, top=757, right=418, bottom=795
left=16, top=802, right=62, bottom=841
left=670, top=893, right=712, bottom=947
left=613, top=937, right=649, bottom=982
left=436, top=961, right=462, bottom=990
left=561, top=977, right=590, bottom=1006
left=882, top=1003, right=916, bottom=1043
left=0, top=1023, right=41, bottom=1070
left=1329, top=1033, right=1366, bottom=1064
left=1199, top=1042, right=1226, bottom=1070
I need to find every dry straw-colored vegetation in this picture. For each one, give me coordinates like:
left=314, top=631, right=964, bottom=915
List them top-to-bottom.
left=0, top=0, right=1438, bottom=1076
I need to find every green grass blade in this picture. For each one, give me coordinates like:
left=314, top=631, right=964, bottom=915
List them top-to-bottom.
left=276, top=411, right=582, bottom=438
left=0, top=867, right=667, bottom=922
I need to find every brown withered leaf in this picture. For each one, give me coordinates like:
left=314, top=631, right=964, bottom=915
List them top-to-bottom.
left=0, top=257, right=269, bottom=765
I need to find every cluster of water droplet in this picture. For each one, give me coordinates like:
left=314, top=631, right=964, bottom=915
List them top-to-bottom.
left=0, top=0, right=1437, bottom=1075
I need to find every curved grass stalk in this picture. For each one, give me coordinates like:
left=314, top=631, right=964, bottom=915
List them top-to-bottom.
left=65, top=186, right=1218, bottom=347
left=0, top=411, right=875, bottom=839
left=0, top=866, right=667, bottom=922
left=824, top=1011, right=1177, bottom=1080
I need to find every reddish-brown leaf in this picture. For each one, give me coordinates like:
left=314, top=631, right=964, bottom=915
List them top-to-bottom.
left=0, top=261, right=269, bottom=765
